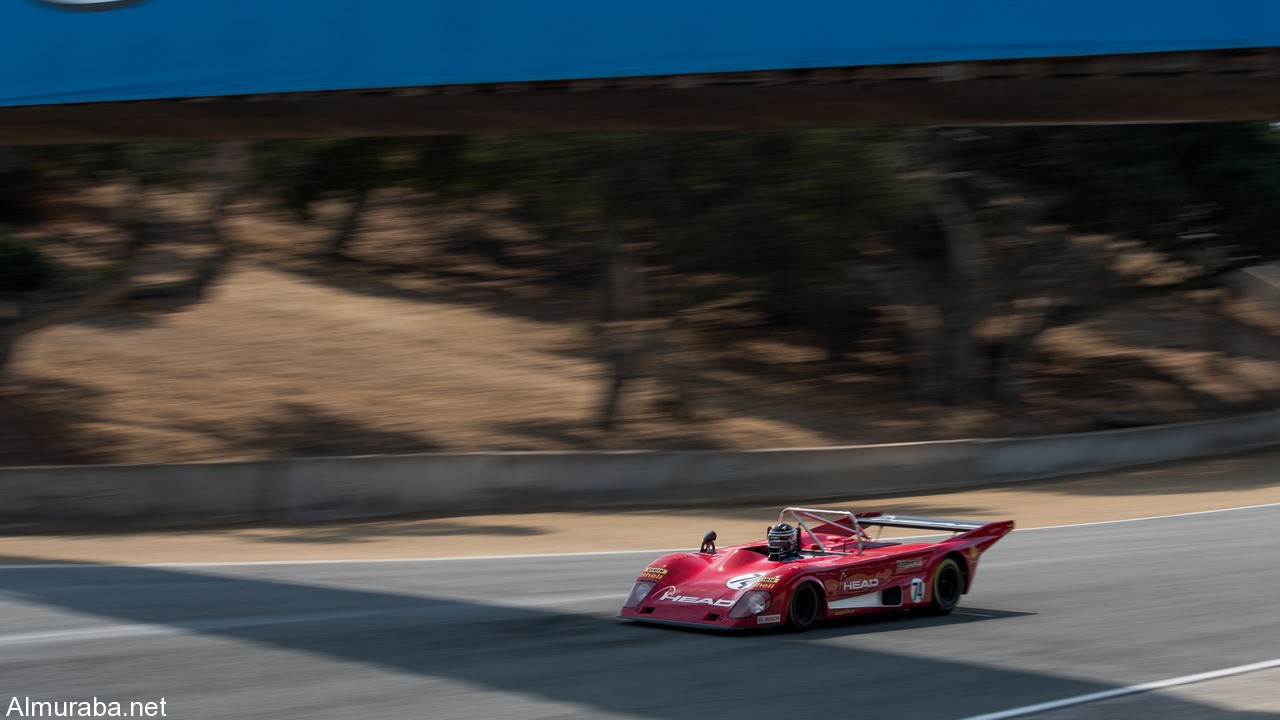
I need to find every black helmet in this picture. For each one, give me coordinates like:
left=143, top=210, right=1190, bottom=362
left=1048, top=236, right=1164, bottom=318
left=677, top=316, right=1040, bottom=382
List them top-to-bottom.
left=767, top=522, right=800, bottom=560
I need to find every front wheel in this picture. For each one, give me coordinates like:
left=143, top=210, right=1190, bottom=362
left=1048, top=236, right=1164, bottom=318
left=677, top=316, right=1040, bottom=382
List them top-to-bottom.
left=925, top=557, right=964, bottom=615
left=786, top=583, right=822, bottom=631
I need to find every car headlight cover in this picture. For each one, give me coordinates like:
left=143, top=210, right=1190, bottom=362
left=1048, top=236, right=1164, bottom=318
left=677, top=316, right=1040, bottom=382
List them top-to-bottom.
left=623, top=580, right=658, bottom=609
left=727, top=590, right=772, bottom=618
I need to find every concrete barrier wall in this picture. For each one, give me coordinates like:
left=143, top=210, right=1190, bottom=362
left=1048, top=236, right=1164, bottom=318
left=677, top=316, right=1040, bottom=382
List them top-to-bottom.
left=973, top=410, right=1280, bottom=483
left=1, top=411, right=1276, bottom=527
left=250, top=441, right=978, bottom=521
left=0, top=461, right=266, bottom=525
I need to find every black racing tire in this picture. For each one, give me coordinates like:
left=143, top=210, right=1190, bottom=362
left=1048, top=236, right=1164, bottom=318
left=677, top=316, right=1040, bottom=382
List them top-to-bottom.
left=925, top=557, right=964, bottom=615
left=786, top=583, right=822, bottom=631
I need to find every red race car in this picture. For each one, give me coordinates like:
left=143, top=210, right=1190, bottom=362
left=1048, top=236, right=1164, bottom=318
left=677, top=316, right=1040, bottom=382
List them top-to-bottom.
left=619, top=507, right=1014, bottom=631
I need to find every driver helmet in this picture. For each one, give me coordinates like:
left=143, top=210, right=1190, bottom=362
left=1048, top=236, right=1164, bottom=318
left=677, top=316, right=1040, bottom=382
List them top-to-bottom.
left=767, top=522, right=800, bottom=560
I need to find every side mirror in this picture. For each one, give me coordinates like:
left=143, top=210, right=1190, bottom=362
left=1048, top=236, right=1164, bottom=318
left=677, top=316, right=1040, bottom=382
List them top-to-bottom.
left=700, top=530, right=717, bottom=555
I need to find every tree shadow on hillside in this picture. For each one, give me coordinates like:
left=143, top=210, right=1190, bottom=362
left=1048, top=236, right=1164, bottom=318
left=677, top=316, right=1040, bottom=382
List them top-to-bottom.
left=258, top=249, right=1280, bottom=455
left=259, top=256, right=590, bottom=326
left=1084, top=295, right=1280, bottom=364
left=72, top=308, right=160, bottom=330
left=487, top=344, right=1278, bottom=456
left=691, top=344, right=1276, bottom=443
left=1036, top=354, right=1269, bottom=419
left=0, top=379, right=122, bottom=466
left=178, top=402, right=442, bottom=459
left=492, top=419, right=727, bottom=452
left=658, top=502, right=996, bottom=524
left=241, top=519, right=546, bottom=545
left=0, top=556, right=82, bottom=565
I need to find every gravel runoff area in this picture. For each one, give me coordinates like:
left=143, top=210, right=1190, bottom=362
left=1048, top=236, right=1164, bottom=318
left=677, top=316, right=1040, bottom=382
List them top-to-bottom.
left=1, top=447, right=1277, bottom=566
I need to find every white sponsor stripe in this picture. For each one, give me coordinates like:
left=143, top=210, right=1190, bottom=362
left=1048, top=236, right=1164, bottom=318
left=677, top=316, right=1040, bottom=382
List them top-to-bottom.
left=0, top=500, right=1276, bottom=570
left=828, top=594, right=886, bottom=610
left=956, top=657, right=1280, bottom=720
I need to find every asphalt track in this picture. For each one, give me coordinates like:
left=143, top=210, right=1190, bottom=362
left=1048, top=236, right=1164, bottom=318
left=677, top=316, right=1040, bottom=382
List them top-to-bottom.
left=1, top=506, right=1278, bottom=719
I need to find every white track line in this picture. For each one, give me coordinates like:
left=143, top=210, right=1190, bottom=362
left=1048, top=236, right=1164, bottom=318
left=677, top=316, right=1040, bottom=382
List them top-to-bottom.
left=0, top=500, right=1277, bottom=570
left=1013, top=500, right=1280, bottom=532
left=0, top=549, right=688, bottom=570
left=0, top=592, right=626, bottom=648
left=0, top=610, right=388, bottom=648
left=957, top=657, right=1280, bottom=720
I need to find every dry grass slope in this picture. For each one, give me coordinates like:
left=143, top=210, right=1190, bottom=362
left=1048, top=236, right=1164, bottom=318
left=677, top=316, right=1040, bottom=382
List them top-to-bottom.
left=3, top=191, right=1278, bottom=466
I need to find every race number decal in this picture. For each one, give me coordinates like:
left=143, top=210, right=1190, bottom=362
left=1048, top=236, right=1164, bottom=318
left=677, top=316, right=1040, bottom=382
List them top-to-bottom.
left=910, top=577, right=926, bottom=603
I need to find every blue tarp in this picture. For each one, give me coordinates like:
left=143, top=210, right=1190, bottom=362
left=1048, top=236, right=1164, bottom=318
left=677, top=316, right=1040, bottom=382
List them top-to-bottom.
left=3, top=0, right=1279, bottom=107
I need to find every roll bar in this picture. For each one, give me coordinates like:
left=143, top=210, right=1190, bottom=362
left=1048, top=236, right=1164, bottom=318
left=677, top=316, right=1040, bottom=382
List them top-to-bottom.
left=778, top=507, right=985, bottom=556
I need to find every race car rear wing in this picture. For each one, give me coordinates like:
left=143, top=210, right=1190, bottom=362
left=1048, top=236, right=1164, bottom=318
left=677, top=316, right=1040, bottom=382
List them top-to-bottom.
left=779, top=507, right=996, bottom=556
left=856, top=514, right=986, bottom=533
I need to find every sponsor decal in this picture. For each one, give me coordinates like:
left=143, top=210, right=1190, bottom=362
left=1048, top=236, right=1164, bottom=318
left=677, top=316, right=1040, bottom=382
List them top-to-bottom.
left=36, top=0, right=149, bottom=10
left=896, top=558, right=924, bottom=572
left=638, top=567, right=669, bottom=581
left=839, top=568, right=893, bottom=594
left=725, top=572, right=766, bottom=590
left=753, top=576, right=781, bottom=590
left=910, top=577, right=926, bottom=603
left=842, top=578, right=879, bottom=592
left=659, top=588, right=734, bottom=607
left=756, top=614, right=782, bottom=624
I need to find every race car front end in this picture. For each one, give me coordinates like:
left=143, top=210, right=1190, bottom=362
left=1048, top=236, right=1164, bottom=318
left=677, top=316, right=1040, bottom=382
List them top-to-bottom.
left=618, top=551, right=792, bottom=630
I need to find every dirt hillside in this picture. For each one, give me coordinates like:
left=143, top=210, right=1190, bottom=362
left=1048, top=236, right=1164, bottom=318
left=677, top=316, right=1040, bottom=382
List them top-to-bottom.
left=2, top=192, right=1278, bottom=466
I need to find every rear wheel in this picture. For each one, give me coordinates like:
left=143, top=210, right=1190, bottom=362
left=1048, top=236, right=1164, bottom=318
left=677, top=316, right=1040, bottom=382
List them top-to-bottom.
left=926, top=557, right=964, bottom=615
left=786, top=583, right=822, bottom=631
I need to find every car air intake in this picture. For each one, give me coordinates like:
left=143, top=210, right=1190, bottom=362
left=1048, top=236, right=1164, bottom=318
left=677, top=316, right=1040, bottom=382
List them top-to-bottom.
left=880, top=586, right=903, bottom=606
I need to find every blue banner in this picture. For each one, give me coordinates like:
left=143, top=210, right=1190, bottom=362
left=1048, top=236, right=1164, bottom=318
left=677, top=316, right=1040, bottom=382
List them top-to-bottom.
left=3, top=0, right=1279, bottom=107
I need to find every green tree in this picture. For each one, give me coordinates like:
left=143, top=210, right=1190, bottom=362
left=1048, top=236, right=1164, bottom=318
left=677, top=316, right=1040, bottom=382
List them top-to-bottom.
left=255, top=137, right=470, bottom=259
left=0, top=142, right=249, bottom=382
